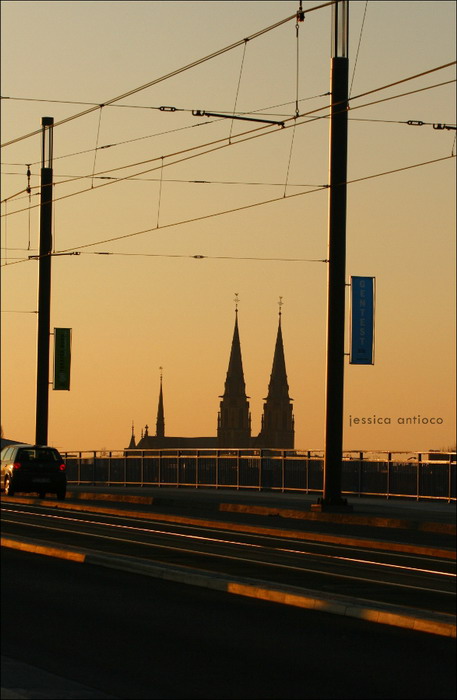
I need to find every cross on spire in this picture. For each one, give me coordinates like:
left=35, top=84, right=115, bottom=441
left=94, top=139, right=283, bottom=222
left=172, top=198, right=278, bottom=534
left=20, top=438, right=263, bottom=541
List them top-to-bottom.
left=278, top=296, right=284, bottom=324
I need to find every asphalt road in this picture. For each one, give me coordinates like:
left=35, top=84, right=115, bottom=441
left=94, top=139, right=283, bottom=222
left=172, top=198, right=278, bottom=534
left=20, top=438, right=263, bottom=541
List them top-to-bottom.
left=1, top=499, right=455, bottom=616
left=2, top=547, right=456, bottom=700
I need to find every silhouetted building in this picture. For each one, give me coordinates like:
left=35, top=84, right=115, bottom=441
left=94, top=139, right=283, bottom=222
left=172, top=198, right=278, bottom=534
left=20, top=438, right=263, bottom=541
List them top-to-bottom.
left=129, top=305, right=294, bottom=451
left=217, top=309, right=252, bottom=447
left=256, top=311, right=294, bottom=449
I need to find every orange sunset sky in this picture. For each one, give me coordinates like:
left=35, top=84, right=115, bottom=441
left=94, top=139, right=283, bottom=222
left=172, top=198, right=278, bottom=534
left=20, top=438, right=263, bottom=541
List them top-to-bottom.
left=1, top=1, right=455, bottom=453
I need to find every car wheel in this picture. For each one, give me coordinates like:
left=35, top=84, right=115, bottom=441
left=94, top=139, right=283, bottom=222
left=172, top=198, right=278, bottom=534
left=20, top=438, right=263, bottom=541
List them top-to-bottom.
left=4, top=477, right=15, bottom=497
left=56, top=488, right=66, bottom=501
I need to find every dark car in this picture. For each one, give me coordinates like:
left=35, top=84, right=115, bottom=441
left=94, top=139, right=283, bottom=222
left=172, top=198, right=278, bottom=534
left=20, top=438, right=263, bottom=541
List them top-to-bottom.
left=1, top=444, right=67, bottom=499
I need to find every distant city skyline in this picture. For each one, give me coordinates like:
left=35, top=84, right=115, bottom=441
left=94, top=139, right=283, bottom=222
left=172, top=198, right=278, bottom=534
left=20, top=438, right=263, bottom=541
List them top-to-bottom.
left=130, top=302, right=295, bottom=450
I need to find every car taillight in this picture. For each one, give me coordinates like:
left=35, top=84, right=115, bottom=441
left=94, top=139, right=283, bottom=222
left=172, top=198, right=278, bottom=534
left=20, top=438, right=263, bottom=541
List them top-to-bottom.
left=13, top=462, right=22, bottom=469
left=59, top=464, right=66, bottom=471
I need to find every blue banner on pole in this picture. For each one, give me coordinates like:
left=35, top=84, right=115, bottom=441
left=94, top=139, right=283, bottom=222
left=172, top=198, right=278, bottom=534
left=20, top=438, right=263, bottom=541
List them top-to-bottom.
left=350, top=277, right=375, bottom=365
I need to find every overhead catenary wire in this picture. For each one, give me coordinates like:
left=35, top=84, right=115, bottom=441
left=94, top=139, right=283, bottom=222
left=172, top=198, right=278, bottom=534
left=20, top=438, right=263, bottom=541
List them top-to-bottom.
left=349, top=0, right=368, bottom=97
left=1, top=2, right=336, bottom=149
left=3, top=2, right=451, bottom=154
left=284, top=4, right=305, bottom=196
left=229, top=40, right=249, bottom=143
left=2, top=56, right=453, bottom=179
left=1, top=70, right=455, bottom=216
left=2, top=83, right=455, bottom=222
left=0, top=93, right=331, bottom=126
left=2, top=93, right=332, bottom=171
left=91, top=107, right=104, bottom=188
left=3, top=109, right=455, bottom=187
left=2, top=151, right=453, bottom=268
left=46, top=153, right=457, bottom=255
left=156, top=157, right=164, bottom=228
left=1, top=173, right=326, bottom=188
left=77, top=251, right=328, bottom=263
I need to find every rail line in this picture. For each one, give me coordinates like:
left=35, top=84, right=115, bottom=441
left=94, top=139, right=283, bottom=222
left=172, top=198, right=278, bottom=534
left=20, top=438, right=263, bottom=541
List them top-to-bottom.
left=2, top=502, right=455, bottom=614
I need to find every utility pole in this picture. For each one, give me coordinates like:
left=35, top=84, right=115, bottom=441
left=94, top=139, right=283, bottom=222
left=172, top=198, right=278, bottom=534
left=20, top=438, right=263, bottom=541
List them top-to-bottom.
left=313, top=1, right=352, bottom=511
left=35, top=117, right=54, bottom=445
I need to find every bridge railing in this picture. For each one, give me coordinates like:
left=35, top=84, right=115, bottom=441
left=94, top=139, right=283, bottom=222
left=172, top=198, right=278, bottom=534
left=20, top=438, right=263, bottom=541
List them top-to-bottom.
left=61, top=449, right=456, bottom=502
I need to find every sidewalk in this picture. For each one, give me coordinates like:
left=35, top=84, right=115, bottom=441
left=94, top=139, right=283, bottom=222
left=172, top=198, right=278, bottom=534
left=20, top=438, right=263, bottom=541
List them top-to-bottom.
left=67, top=484, right=456, bottom=520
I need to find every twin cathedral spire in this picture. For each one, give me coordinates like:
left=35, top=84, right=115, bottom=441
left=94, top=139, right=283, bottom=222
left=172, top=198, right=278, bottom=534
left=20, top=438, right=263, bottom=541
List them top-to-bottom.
left=129, top=300, right=294, bottom=450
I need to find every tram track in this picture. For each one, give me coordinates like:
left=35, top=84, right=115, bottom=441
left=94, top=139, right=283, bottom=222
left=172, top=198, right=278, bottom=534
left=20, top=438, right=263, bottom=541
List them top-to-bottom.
left=2, top=501, right=455, bottom=616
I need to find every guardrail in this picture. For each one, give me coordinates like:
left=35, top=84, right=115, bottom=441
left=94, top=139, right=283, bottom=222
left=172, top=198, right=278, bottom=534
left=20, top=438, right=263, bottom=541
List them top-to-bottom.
left=61, top=449, right=456, bottom=502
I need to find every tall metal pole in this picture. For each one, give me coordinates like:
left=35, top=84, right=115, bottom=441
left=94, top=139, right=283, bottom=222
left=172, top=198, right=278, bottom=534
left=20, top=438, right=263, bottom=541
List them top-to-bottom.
left=313, top=2, right=351, bottom=511
left=35, top=117, right=54, bottom=445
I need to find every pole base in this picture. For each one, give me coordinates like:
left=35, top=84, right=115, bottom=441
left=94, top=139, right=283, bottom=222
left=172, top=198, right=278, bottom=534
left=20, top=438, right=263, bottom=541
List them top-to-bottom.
left=311, top=496, right=353, bottom=513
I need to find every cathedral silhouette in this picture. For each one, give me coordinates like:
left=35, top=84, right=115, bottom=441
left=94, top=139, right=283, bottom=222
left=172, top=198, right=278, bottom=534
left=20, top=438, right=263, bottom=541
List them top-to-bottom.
left=127, top=303, right=294, bottom=450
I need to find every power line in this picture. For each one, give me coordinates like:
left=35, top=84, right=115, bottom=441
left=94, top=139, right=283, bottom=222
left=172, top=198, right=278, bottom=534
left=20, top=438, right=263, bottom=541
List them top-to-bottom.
left=349, top=0, right=369, bottom=97
left=1, top=2, right=336, bottom=149
left=2, top=61, right=454, bottom=204
left=1, top=72, right=454, bottom=214
left=2, top=93, right=331, bottom=170
left=0, top=94, right=327, bottom=115
left=0, top=96, right=187, bottom=110
left=3, top=110, right=454, bottom=184
left=3, top=152, right=453, bottom=268
left=52, top=154, right=457, bottom=255
left=1, top=173, right=326, bottom=188
left=82, top=252, right=328, bottom=263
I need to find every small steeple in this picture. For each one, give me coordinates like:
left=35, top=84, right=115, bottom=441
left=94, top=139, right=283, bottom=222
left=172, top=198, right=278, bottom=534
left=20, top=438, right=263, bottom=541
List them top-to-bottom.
left=217, top=294, right=251, bottom=447
left=156, top=367, right=165, bottom=438
left=127, top=421, right=136, bottom=449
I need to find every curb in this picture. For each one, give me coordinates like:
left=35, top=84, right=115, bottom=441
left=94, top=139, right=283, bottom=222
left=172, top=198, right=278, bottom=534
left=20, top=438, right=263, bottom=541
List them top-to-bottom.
left=5, top=489, right=455, bottom=535
left=65, top=490, right=456, bottom=535
left=67, top=491, right=154, bottom=505
left=219, top=502, right=457, bottom=535
left=2, top=535, right=455, bottom=639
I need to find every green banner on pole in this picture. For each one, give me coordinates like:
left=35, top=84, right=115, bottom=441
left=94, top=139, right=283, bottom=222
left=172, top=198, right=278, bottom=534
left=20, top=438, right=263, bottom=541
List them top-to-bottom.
left=53, top=328, right=71, bottom=390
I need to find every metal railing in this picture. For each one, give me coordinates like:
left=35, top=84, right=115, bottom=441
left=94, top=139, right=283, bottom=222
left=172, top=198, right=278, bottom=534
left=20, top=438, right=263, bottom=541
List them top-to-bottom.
left=62, top=449, right=456, bottom=502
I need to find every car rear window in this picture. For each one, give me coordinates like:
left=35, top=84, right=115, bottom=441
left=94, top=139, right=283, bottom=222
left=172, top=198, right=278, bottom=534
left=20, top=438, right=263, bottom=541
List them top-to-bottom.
left=17, top=448, right=60, bottom=462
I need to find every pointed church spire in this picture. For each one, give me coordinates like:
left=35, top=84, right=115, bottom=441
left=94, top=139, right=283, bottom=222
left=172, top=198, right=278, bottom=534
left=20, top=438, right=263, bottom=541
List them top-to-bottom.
left=217, top=295, right=251, bottom=447
left=265, top=298, right=290, bottom=402
left=258, top=299, right=295, bottom=448
left=222, top=306, right=247, bottom=399
left=156, top=367, right=165, bottom=438
left=127, top=421, right=136, bottom=449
